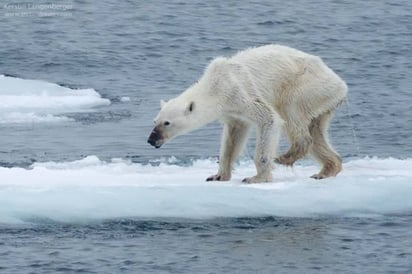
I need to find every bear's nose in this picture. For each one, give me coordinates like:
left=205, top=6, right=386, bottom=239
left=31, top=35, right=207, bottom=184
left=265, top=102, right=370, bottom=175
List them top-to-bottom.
left=147, top=129, right=162, bottom=148
left=147, top=137, right=156, bottom=147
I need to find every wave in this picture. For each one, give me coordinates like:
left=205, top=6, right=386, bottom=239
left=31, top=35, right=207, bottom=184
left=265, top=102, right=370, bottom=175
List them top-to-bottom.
left=0, top=75, right=110, bottom=124
left=0, top=157, right=411, bottom=224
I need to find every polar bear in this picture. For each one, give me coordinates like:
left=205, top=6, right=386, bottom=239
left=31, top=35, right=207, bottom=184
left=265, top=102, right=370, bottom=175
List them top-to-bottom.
left=148, top=45, right=347, bottom=183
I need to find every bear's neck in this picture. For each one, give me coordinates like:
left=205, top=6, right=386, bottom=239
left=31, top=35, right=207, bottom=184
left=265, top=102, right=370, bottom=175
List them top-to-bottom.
left=181, top=82, right=221, bottom=125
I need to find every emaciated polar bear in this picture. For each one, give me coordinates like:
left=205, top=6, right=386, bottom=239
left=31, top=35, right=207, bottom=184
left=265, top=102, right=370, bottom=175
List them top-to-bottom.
left=148, top=45, right=347, bottom=183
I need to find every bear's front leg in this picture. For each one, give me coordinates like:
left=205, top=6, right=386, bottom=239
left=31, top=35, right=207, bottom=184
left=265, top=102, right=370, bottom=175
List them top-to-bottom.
left=242, top=111, right=282, bottom=184
left=207, top=120, right=250, bottom=182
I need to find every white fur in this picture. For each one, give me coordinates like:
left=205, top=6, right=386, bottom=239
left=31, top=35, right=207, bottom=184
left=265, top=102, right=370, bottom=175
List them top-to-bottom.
left=152, top=45, right=347, bottom=183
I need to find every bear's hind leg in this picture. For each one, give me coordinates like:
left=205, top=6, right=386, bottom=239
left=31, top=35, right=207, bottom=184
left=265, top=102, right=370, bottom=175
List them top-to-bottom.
left=309, top=111, right=342, bottom=179
left=207, top=120, right=250, bottom=181
left=276, top=121, right=312, bottom=166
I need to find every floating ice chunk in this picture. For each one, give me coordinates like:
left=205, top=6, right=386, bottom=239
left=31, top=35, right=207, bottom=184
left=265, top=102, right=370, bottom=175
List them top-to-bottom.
left=0, top=75, right=110, bottom=124
left=120, top=96, right=131, bottom=102
left=0, top=157, right=411, bottom=223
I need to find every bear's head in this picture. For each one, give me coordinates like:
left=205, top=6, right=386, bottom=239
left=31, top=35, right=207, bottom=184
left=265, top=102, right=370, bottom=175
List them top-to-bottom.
left=147, top=58, right=228, bottom=148
left=148, top=97, right=216, bottom=148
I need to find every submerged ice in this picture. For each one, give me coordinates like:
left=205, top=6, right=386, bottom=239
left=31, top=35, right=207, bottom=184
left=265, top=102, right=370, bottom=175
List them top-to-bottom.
left=0, top=75, right=110, bottom=124
left=0, top=157, right=411, bottom=224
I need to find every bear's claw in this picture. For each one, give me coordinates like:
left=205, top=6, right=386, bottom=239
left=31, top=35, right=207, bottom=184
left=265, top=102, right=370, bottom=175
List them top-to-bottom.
left=207, top=173, right=231, bottom=181
left=310, top=173, right=326, bottom=180
left=206, top=175, right=221, bottom=181
left=242, top=175, right=272, bottom=184
left=242, top=177, right=255, bottom=184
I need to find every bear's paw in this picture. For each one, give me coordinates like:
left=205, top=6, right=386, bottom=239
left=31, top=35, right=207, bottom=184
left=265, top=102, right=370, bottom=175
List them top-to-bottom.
left=206, top=174, right=231, bottom=182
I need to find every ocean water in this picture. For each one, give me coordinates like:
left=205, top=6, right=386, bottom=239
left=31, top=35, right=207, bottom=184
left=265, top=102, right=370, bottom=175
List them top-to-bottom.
left=0, top=0, right=411, bottom=273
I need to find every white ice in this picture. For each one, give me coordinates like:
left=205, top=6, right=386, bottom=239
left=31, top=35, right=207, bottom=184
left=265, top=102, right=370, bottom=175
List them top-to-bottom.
left=0, top=75, right=110, bottom=124
left=0, top=157, right=411, bottom=224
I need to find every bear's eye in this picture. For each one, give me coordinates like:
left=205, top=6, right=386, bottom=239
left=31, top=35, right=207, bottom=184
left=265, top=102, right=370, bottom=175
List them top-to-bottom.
left=189, top=102, right=194, bottom=112
left=164, top=121, right=170, bottom=126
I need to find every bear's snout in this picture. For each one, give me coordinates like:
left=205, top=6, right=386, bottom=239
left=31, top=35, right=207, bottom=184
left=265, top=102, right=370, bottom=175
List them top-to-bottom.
left=147, top=128, right=163, bottom=148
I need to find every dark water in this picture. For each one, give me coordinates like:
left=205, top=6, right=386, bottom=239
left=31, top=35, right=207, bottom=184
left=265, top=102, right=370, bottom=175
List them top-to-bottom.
left=0, top=0, right=411, bottom=273
left=1, top=216, right=412, bottom=274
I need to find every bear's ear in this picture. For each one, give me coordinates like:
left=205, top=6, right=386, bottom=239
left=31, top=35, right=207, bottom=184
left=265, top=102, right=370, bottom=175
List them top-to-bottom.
left=160, top=99, right=167, bottom=108
left=185, top=101, right=195, bottom=115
